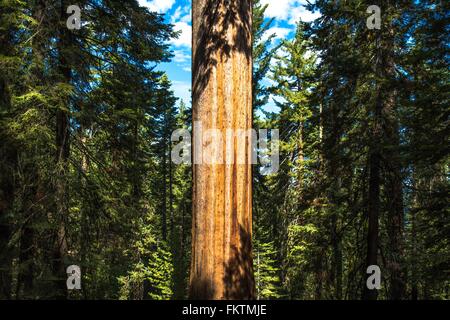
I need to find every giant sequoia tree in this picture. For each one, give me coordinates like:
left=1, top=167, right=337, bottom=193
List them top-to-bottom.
left=190, top=0, right=255, bottom=299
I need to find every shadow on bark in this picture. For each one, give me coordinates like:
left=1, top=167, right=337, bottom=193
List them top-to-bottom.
left=192, top=0, right=252, bottom=104
left=223, top=224, right=255, bottom=299
left=189, top=225, right=255, bottom=300
left=189, top=275, right=217, bottom=300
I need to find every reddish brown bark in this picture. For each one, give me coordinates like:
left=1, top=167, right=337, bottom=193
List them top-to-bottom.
left=190, top=0, right=255, bottom=299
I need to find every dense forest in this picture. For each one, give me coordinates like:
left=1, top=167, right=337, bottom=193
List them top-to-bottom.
left=0, top=0, right=448, bottom=300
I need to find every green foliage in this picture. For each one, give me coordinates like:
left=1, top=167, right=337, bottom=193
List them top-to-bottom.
left=0, top=0, right=184, bottom=300
left=252, top=0, right=449, bottom=300
left=118, top=217, right=173, bottom=300
left=254, top=239, right=283, bottom=299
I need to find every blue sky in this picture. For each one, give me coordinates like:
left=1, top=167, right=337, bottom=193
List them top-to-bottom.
left=137, top=0, right=320, bottom=109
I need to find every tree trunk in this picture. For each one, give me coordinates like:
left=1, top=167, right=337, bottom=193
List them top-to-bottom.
left=52, top=0, right=71, bottom=298
left=190, top=0, right=255, bottom=299
left=363, top=23, right=400, bottom=299
left=0, top=26, right=14, bottom=299
left=383, top=32, right=406, bottom=300
left=363, top=64, right=382, bottom=301
left=385, top=121, right=406, bottom=300
left=297, top=122, right=304, bottom=197
left=79, top=130, right=90, bottom=299
left=169, top=139, right=174, bottom=235
left=161, top=146, right=167, bottom=241
left=0, top=175, right=14, bottom=299
left=16, top=181, right=45, bottom=299
left=410, top=192, right=418, bottom=300
left=332, top=212, right=342, bottom=299
left=16, top=226, right=34, bottom=298
left=314, top=254, right=323, bottom=300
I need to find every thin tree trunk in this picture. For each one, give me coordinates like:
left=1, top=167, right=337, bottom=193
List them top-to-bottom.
left=52, top=0, right=71, bottom=298
left=190, top=0, right=255, bottom=299
left=363, top=24, right=399, bottom=299
left=0, top=27, right=14, bottom=299
left=384, top=41, right=406, bottom=300
left=363, top=78, right=382, bottom=301
left=297, top=122, right=304, bottom=196
left=386, top=128, right=406, bottom=300
left=79, top=130, right=89, bottom=299
left=162, top=146, right=167, bottom=241
left=169, top=149, right=174, bottom=234
left=0, top=178, right=14, bottom=299
left=16, top=181, right=45, bottom=299
left=410, top=194, right=418, bottom=300
left=180, top=201, right=187, bottom=296
left=332, top=212, right=342, bottom=300
left=16, top=226, right=34, bottom=298
left=314, top=254, right=323, bottom=300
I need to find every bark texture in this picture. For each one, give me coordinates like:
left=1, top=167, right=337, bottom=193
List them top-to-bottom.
left=190, top=0, right=255, bottom=300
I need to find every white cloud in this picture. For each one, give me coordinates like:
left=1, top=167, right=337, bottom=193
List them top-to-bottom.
left=138, top=0, right=176, bottom=13
left=260, top=0, right=319, bottom=25
left=260, top=0, right=296, bottom=20
left=171, top=5, right=191, bottom=23
left=171, top=6, right=183, bottom=22
left=288, top=6, right=321, bottom=24
left=180, top=11, right=191, bottom=23
left=171, top=21, right=192, bottom=48
left=263, top=26, right=292, bottom=41
left=173, top=49, right=191, bottom=63
left=182, top=66, right=191, bottom=72
left=172, top=80, right=191, bottom=104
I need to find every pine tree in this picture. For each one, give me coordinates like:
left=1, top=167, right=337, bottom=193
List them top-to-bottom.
left=252, top=0, right=285, bottom=300
left=270, top=22, right=321, bottom=299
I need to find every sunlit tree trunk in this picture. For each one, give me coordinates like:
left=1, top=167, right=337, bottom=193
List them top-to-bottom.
left=190, top=0, right=255, bottom=299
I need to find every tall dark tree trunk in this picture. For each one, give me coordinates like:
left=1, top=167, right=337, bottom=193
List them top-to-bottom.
left=52, top=0, right=72, bottom=298
left=190, top=0, right=255, bottom=299
left=364, top=21, right=402, bottom=300
left=0, top=28, right=14, bottom=299
left=383, top=32, right=406, bottom=299
left=363, top=73, right=382, bottom=301
left=326, top=94, right=343, bottom=300
left=385, top=124, right=406, bottom=300
left=79, top=130, right=90, bottom=299
left=169, top=139, right=174, bottom=235
left=161, top=146, right=167, bottom=241
left=0, top=177, right=14, bottom=299
left=16, top=181, right=46, bottom=299
left=410, top=193, right=418, bottom=300
left=173, top=200, right=187, bottom=299
left=332, top=212, right=342, bottom=300
left=16, top=226, right=34, bottom=298
left=314, top=254, right=323, bottom=300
